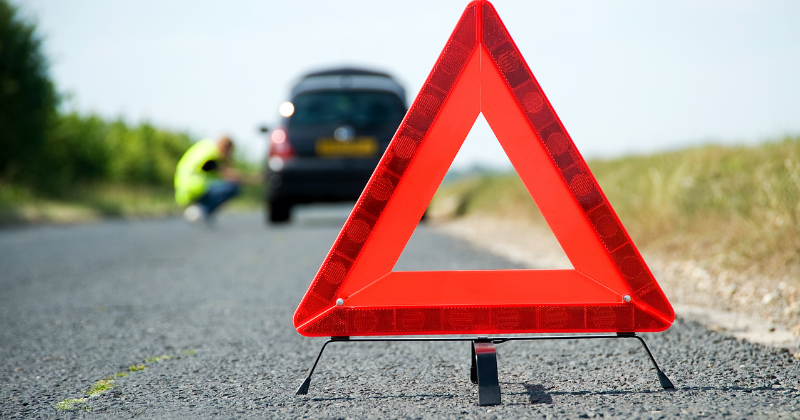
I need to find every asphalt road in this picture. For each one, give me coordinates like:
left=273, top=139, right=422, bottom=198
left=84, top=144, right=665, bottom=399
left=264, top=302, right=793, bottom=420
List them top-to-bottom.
left=1, top=208, right=799, bottom=419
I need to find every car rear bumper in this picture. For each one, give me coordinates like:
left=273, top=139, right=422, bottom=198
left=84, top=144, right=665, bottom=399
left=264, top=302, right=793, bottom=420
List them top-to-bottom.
left=267, top=158, right=378, bottom=204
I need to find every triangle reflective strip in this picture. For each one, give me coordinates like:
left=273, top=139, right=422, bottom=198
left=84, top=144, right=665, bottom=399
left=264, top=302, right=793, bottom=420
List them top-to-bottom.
left=293, top=0, right=674, bottom=337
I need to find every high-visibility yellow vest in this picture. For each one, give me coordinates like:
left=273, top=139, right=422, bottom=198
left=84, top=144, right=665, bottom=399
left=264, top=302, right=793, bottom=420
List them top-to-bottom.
left=174, top=139, right=222, bottom=205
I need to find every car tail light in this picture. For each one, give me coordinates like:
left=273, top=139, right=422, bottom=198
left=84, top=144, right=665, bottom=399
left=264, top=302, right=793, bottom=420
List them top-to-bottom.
left=268, top=128, right=295, bottom=172
left=269, top=128, right=295, bottom=158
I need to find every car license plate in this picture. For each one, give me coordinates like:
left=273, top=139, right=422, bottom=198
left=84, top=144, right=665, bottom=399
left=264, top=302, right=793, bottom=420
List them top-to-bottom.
left=316, top=137, right=378, bottom=157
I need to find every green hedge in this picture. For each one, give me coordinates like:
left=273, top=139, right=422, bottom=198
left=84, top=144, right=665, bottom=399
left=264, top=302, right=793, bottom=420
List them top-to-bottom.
left=0, top=0, right=57, bottom=177
left=42, top=112, right=194, bottom=189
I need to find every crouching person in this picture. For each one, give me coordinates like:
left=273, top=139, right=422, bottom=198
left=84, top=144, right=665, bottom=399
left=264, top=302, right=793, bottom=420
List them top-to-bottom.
left=175, top=136, right=240, bottom=223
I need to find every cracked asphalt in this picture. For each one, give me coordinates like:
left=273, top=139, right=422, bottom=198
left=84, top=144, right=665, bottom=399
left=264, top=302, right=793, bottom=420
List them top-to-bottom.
left=1, top=209, right=799, bottom=419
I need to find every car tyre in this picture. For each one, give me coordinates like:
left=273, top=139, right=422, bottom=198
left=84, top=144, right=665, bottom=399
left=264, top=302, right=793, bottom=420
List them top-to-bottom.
left=268, top=199, right=292, bottom=224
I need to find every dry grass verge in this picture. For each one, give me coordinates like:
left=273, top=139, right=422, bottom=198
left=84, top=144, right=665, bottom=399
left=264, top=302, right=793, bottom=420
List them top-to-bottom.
left=430, top=136, right=800, bottom=335
left=0, top=181, right=262, bottom=226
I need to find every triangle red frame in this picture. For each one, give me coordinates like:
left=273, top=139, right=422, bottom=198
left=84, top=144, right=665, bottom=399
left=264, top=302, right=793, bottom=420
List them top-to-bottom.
left=293, top=0, right=674, bottom=337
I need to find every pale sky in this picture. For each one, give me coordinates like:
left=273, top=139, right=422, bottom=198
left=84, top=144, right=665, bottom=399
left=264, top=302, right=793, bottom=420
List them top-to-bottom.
left=19, top=0, right=800, bottom=169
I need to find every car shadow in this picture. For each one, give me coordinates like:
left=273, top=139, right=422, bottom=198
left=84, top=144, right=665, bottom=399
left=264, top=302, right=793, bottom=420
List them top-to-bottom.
left=292, top=203, right=353, bottom=228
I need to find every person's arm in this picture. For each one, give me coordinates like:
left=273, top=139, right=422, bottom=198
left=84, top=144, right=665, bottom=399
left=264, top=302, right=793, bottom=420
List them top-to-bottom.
left=200, top=157, right=241, bottom=182
left=201, top=160, right=219, bottom=171
left=221, top=166, right=241, bottom=182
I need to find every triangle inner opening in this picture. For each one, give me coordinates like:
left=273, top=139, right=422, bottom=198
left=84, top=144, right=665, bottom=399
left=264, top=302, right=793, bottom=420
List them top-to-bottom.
left=394, top=113, right=573, bottom=272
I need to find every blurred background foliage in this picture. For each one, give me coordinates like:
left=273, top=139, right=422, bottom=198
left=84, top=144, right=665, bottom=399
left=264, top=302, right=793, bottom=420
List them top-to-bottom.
left=0, top=0, right=260, bottom=223
left=0, top=0, right=56, bottom=179
left=43, top=113, right=193, bottom=189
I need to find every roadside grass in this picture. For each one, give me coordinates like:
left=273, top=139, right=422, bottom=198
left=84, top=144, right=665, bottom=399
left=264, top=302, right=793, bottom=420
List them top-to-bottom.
left=430, top=135, right=800, bottom=278
left=0, top=180, right=263, bottom=226
left=0, top=182, right=178, bottom=225
left=55, top=352, right=191, bottom=411
left=145, top=355, right=173, bottom=363
left=86, top=379, right=116, bottom=397
left=55, top=397, right=89, bottom=411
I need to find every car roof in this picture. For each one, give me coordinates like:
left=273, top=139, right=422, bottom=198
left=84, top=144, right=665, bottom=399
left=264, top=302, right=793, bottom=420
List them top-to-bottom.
left=291, top=67, right=406, bottom=105
left=302, top=67, right=392, bottom=78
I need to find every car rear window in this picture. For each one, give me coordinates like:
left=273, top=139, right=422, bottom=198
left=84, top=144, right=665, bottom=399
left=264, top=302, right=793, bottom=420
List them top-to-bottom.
left=289, top=90, right=405, bottom=129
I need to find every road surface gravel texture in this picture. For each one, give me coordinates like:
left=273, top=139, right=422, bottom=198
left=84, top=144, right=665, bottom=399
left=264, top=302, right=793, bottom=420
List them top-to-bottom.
left=1, top=209, right=799, bottom=419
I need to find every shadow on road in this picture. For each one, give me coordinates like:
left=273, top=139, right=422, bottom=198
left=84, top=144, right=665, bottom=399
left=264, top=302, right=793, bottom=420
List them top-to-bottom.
left=298, top=382, right=790, bottom=408
left=502, top=382, right=788, bottom=404
left=521, top=383, right=553, bottom=404
left=300, top=393, right=458, bottom=403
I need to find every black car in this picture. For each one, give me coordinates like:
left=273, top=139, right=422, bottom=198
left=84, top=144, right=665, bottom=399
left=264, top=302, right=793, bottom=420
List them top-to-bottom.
left=265, top=67, right=407, bottom=223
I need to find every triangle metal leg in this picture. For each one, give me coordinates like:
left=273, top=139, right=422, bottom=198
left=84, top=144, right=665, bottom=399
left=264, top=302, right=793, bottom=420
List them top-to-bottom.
left=618, top=333, right=675, bottom=390
left=294, top=334, right=673, bottom=404
left=296, top=338, right=338, bottom=395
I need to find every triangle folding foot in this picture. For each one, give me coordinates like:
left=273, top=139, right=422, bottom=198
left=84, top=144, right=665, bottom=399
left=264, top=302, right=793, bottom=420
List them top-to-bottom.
left=473, top=340, right=502, bottom=406
left=470, top=342, right=478, bottom=385
left=657, top=370, right=675, bottom=390
left=296, top=377, right=311, bottom=395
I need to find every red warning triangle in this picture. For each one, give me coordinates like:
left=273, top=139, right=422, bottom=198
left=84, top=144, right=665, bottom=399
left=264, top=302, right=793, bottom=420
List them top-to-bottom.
left=294, top=0, right=674, bottom=337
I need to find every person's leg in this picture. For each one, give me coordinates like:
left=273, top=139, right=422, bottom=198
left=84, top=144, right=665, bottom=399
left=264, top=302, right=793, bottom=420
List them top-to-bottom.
left=196, top=181, right=240, bottom=217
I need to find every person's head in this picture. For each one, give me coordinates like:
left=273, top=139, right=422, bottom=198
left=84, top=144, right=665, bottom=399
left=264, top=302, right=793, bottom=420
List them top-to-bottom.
left=217, top=136, right=234, bottom=158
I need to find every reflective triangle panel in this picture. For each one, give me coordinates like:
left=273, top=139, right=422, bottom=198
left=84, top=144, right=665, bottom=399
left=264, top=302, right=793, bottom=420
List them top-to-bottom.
left=293, top=0, right=674, bottom=337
